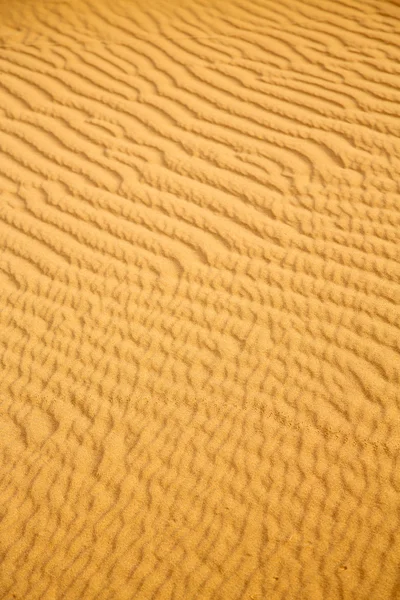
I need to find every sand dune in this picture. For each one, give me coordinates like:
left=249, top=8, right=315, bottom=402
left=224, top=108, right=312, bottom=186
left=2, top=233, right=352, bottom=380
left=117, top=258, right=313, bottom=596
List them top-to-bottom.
left=0, top=0, right=400, bottom=598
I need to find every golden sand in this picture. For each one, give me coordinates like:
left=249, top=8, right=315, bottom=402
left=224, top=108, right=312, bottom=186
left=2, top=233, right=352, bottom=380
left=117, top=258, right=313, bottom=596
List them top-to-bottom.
left=0, top=0, right=399, bottom=598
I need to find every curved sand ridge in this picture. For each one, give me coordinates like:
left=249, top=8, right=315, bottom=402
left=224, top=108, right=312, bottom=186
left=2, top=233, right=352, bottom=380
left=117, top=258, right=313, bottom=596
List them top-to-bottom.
left=0, top=0, right=400, bottom=598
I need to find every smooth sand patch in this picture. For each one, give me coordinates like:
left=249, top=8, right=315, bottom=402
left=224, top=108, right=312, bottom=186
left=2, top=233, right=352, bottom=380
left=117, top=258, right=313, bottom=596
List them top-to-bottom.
left=0, top=0, right=399, bottom=598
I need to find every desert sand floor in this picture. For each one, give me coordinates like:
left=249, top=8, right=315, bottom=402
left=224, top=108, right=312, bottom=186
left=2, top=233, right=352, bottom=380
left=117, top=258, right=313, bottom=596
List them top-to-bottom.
left=0, top=0, right=400, bottom=598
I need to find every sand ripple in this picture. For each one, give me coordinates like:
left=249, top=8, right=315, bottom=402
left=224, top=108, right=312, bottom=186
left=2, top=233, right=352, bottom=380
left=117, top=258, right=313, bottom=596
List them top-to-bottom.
left=0, top=0, right=399, bottom=598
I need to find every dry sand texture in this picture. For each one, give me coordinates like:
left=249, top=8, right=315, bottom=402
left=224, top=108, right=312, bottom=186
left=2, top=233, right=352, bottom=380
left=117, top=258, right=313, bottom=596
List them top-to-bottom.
left=0, top=0, right=400, bottom=598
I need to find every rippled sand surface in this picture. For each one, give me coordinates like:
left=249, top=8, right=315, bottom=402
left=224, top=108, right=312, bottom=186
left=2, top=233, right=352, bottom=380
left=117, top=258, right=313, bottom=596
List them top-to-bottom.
left=0, top=0, right=400, bottom=598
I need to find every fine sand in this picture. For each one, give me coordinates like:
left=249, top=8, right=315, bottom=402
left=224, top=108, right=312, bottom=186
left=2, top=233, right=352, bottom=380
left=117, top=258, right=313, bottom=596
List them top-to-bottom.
left=0, top=0, right=400, bottom=598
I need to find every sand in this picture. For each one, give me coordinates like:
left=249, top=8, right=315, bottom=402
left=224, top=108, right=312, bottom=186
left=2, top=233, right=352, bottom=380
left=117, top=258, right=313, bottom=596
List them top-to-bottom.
left=0, top=0, right=399, bottom=598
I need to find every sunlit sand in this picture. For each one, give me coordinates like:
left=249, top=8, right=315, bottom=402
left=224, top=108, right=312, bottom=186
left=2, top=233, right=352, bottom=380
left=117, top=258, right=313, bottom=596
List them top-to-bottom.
left=0, top=0, right=399, bottom=598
